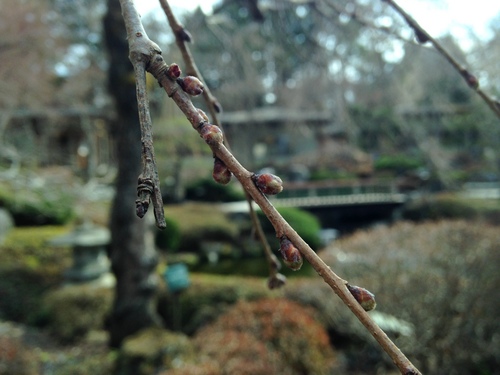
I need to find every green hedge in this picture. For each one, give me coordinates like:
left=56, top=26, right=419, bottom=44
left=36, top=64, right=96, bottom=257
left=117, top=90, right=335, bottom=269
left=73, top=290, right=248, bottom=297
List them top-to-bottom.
left=374, top=155, right=423, bottom=174
left=185, top=177, right=245, bottom=202
left=0, top=186, right=75, bottom=226
left=258, top=207, right=322, bottom=250
left=43, top=284, right=113, bottom=342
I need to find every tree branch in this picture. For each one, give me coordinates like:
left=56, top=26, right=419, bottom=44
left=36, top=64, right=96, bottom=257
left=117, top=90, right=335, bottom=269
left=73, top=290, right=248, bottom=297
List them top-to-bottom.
left=119, top=0, right=422, bottom=373
left=119, top=0, right=166, bottom=229
left=158, top=0, right=283, bottom=286
left=383, top=0, right=500, bottom=119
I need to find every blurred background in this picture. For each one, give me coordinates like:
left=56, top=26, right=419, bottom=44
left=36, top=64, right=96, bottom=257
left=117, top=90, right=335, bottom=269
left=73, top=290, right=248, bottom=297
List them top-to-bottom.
left=0, top=0, right=499, bottom=374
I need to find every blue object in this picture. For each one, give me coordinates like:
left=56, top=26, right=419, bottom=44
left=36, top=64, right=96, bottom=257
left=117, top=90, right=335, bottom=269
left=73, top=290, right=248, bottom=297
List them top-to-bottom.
left=164, top=263, right=190, bottom=293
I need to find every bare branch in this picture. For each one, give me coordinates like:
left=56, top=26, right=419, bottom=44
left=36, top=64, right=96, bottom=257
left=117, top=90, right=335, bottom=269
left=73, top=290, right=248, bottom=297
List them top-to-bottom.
left=119, top=0, right=166, bottom=229
left=119, top=0, right=422, bottom=373
left=158, top=0, right=281, bottom=286
left=159, top=0, right=222, bottom=120
left=383, top=0, right=500, bottom=120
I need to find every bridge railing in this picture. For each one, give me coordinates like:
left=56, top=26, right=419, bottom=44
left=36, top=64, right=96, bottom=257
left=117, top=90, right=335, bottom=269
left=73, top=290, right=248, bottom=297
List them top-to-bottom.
left=277, top=180, right=400, bottom=200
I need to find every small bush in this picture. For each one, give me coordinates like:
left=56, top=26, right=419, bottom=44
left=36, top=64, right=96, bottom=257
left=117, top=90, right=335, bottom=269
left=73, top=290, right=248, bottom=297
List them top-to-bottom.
left=374, top=155, right=423, bottom=174
left=185, top=177, right=245, bottom=202
left=0, top=186, right=75, bottom=226
left=402, top=196, right=477, bottom=221
left=165, top=203, right=239, bottom=252
left=155, top=216, right=181, bottom=251
left=320, top=220, right=500, bottom=374
left=0, top=267, right=61, bottom=325
left=157, top=274, right=272, bottom=335
left=43, top=285, right=113, bottom=342
left=194, top=298, right=338, bottom=375
left=117, top=327, right=195, bottom=375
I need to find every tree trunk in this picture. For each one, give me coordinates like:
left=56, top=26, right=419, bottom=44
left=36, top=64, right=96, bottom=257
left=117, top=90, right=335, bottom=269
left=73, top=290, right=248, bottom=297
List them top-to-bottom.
left=103, top=0, right=161, bottom=348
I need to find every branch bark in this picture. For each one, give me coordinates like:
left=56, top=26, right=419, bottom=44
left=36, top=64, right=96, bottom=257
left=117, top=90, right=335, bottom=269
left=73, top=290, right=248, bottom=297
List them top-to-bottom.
left=119, top=0, right=422, bottom=373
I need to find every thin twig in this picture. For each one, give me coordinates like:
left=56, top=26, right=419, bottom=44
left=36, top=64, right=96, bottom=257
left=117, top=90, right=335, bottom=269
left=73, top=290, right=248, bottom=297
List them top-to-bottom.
left=120, top=0, right=166, bottom=229
left=158, top=0, right=281, bottom=285
left=159, top=0, right=222, bottom=120
left=383, top=0, right=500, bottom=119
left=120, top=1, right=421, bottom=373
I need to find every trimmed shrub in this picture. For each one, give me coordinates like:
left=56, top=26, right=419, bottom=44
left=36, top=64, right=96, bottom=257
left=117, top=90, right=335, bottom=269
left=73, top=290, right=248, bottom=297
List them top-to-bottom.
left=374, top=155, right=423, bottom=174
left=185, top=177, right=245, bottom=202
left=0, top=186, right=75, bottom=226
left=402, top=196, right=477, bottom=221
left=165, top=203, right=239, bottom=252
left=155, top=216, right=181, bottom=251
left=320, top=220, right=500, bottom=374
left=0, top=267, right=61, bottom=325
left=157, top=274, right=273, bottom=335
left=43, top=285, right=113, bottom=342
left=193, top=298, right=338, bottom=375
left=117, top=327, right=195, bottom=375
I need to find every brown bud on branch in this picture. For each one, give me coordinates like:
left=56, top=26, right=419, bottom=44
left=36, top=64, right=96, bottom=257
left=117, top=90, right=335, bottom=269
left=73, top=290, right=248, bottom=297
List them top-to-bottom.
left=167, top=63, right=181, bottom=79
left=177, top=76, right=204, bottom=96
left=200, top=124, right=223, bottom=145
left=212, top=157, right=232, bottom=185
left=253, top=173, right=283, bottom=195
left=279, top=236, right=303, bottom=271
left=347, top=284, right=377, bottom=311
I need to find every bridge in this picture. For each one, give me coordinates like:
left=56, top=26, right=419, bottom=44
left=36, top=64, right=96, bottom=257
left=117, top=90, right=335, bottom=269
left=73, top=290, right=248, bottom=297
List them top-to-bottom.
left=221, top=179, right=409, bottom=233
left=271, top=180, right=407, bottom=208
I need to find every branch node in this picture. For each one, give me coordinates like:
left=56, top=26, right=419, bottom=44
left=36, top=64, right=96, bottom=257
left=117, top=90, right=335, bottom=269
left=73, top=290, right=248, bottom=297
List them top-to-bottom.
left=136, top=176, right=154, bottom=218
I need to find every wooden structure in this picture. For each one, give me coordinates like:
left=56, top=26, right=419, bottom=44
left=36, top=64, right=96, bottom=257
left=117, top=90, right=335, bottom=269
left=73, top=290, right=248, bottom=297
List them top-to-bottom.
left=0, top=107, right=114, bottom=179
left=221, top=107, right=334, bottom=168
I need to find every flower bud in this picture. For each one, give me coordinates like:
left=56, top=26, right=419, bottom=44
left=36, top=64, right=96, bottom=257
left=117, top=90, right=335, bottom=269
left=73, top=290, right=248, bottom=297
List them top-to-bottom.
left=414, top=29, right=429, bottom=44
left=167, top=63, right=181, bottom=79
left=464, top=71, right=479, bottom=89
left=177, top=76, right=204, bottom=96
left=200, top=124, right=223, bottom=145
left=213, top=157, right=231, bottom=185
left=253, top=173, right=283, bottom=195
left=279, top=236, right=303, bottom=271
left=267, top=273, right=287, bottom=289
left=347, top=284, right=376, bottom=311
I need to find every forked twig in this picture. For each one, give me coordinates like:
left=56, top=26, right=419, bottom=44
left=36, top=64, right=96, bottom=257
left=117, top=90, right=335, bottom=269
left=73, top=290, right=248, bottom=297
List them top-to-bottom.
left=119, top=0, right=421, bottom=373
left=121, top=2, right=166, bottom=228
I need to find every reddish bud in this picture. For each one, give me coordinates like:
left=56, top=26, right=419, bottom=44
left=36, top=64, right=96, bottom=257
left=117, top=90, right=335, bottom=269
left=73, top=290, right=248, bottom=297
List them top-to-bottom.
left=414, top=29, right=429, bottom=44
left=167, top=64, right=181, bottom=79
left=464, top=70, right=479, bottom=89
left=177, top=76, right=204, bottom=96
left=200, top=124, right=223, bottom=145
left=213, top=157, right=231, bottom=185
left=253, top=173, right=283, bottom=195
left=279, top=236, right=303, bottom=271
left=267, top=273, right=287, bottom=289
left=347, top=284, right=377, bottom=311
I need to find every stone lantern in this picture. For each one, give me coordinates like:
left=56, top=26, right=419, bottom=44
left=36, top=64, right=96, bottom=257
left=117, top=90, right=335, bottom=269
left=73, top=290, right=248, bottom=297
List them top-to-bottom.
left=49, top=221, right=112, bottom=285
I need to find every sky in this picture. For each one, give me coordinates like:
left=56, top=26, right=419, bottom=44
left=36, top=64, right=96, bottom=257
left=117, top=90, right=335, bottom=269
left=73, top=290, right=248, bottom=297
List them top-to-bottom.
left=136, top=0, right=500, bottom=49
